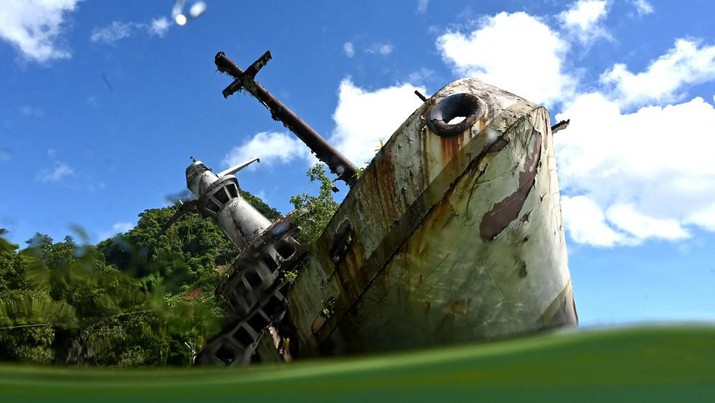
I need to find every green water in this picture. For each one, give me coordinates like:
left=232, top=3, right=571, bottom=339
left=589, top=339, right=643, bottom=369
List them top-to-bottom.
left=1, top=325, right=713, bottom=402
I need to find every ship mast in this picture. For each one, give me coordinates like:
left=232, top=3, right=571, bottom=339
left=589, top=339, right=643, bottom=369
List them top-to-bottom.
left=215, top=51, right=358, bottom=187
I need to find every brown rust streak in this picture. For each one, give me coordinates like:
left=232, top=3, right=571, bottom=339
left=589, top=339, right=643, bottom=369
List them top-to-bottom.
left=479, top=129, right=542, bottom=241
left=438, top=131, right=468, bottom=163
left=374, top=149, right=401, bottom=225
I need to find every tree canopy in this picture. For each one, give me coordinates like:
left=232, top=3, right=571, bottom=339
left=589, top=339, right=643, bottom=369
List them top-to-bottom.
left=0, top=170, right=336, bottom=367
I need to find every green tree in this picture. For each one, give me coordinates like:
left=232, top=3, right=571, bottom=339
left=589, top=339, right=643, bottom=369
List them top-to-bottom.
left=290, top=164, right=340, bottom=244
left=0, top=185, right=290, bottom=367
left=0, top=236, right=29, bottom=296
left=0, top=289, right=77, bottom=364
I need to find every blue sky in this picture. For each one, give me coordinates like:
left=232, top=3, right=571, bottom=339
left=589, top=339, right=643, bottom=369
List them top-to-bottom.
left=1, top=0, right=713, bottom=327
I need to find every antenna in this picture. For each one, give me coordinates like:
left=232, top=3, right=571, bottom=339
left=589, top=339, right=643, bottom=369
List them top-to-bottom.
left=214, top=51, right=358, bottom=187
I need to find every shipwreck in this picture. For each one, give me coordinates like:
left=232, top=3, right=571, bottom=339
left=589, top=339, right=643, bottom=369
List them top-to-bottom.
left=165, top=50, right=577, bottom=365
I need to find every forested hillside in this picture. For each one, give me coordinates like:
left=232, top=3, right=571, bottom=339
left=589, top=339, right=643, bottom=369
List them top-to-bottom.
left=0, top=165, right=335, bottom=368
left=0, top=190, right=283, bottom=367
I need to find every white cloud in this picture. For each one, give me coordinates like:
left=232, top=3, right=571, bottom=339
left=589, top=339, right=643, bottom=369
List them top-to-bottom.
left=0, top=0, right=79, bottom=63
left=417, top=0, right=429, bottom=14
left=559, top=0, right=611, bottom=45
left=632, top=0, right=653, bottom=15
left=436, top=11, right=575, bottom=106
left=91, top=17, right=172, bottom=44
left=150, top=17, right=170, bottom=37
left=90, top=21, right=137, bottom=44
left=601, top=39, right=715, bottom=108
left=344, top=40, right=395, bottom=58
left=343, top=42, right=355, bottom=58
left=366, top=42, right=394, bottom=56
left=330, top=79, right=425, bottom=166
left=224, top=81, right=425, bottom=172
left=555, top=92, right=715, bottom=246
left=223, top=131, right=313, bottom=168
left=36, top=162, right=74, bottom=182
left=561, top=195, right=626, bottom=247
left=606, top=204, right=689, bottom=241
left=685, top=204, right=715, bottom=232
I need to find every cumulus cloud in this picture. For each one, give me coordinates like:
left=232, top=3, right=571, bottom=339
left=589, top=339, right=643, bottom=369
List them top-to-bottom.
left=0, top=0, right=79, bottom=62
left=558, top=0, right=611, bottom=45
left=436, top=11, right=575, bottom=106
left=90, top=17, right=172, bottom=44
left=600, top=39, right=715, bottom=108
left=329, top=79, right=425, bottom=166
left=223, top=81, right=424, bottom=173
left=555, top=92, right=715, bottom=246
left=223, top=131, right=313, bottom=168
left=36, top=162, right=74, bottom=182
left=561, top=195, right=625, bottom=247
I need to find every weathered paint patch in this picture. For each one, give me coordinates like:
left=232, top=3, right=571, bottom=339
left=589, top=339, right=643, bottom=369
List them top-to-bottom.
left=479, top=129, right=543, bottom=241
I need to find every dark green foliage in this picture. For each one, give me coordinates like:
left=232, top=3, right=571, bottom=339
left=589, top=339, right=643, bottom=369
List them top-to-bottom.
left=290, top=164, right=339, bottom=244
left=0, top=183, right=306, bottom=367
left=0, top=189, right=275, bottom=366
left=97, top=207, right=235, bottom=294
left=1, top=230, right=226, bottom=367
left=0, top=237, right=28, bottom=296
left=0, top=290, right=77, bottom=364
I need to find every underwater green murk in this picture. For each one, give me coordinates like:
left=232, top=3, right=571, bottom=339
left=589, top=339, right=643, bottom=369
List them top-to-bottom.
left=0, top=325, right=714, bottom=402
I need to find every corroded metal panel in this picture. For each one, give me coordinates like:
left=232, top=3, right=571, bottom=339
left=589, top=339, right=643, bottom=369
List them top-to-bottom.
left=286, top=78, right=576, bottom=357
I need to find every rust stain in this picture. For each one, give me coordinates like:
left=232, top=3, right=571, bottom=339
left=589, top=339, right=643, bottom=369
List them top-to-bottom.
left=476, top=114, right=489, bottom=136
left=479, top=130, right=543, bottom=241
left=438, top=131, right=465, bottom=163
left=373, top=150, right=401, bottom=225
left=342, top=242, right=366, bottom=298
left=449, top=299, right=470, bottom=316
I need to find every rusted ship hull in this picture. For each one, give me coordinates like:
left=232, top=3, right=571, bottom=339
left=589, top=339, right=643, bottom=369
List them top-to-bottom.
left=194, top=63, right=577, bottom=364
left=286, top=78, right=576, bottom=356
